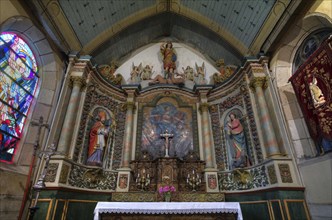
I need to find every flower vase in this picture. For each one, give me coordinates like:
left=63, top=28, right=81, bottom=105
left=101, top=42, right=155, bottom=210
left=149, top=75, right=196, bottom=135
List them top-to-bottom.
left=164, top=193, right=171, bottom=202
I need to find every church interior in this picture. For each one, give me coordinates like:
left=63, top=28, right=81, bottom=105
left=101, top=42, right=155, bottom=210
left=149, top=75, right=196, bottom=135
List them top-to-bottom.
left=0, top=0, right=331, bottom=219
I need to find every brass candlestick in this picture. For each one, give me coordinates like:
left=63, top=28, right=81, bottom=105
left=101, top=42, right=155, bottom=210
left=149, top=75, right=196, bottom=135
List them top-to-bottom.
left=136, top=168, right=150, bottom=191
left=186, top=169, right=201, bottom=191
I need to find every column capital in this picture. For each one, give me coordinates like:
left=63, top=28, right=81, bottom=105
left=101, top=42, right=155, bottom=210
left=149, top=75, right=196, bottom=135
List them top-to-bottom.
left=69, top=75, right=87, bottom=88
left=249, top=76, right=268, bottom=92
left=195, top=85, right=213, bottom=103
left=122, top=101, right=136, bottom=111
left=199, top=103, right=210, bottom=113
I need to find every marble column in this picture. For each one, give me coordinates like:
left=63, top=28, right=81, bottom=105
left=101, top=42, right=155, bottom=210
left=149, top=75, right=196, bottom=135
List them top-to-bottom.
left=57, top=62, right=88, bottom=155
left=248, top=63, right=280, bottom=157
left=120, top=86, right=139, bottom=169
left=196, top=86, right=215, bottom=169
left=121, top=101, right=135, bottom=168
left=199, top=103, right=214, bottom=168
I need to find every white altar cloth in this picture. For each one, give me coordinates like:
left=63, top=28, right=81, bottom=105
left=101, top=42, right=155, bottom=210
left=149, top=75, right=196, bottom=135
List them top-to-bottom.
left=94, top=202, right=243, bottom=220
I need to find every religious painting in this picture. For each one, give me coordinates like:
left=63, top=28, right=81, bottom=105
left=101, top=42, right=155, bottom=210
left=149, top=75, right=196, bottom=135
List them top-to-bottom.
left=0, top=33, right=39, bottom=163
left=141, top=98, right=193, bottom=159
left=85, top=107, right=116, bottom=168
left=223, top=109, right=252, bottom=170
left=119, top=174, right=128, bottom=189
left=208, top=174, right=217, bottom=190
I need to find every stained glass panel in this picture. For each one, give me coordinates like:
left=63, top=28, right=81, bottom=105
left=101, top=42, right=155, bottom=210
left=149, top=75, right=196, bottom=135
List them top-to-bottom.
left=0, top=32, right=39, bottom=163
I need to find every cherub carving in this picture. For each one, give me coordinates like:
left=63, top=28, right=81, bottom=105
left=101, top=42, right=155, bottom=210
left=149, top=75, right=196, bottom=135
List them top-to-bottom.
left=213, top=59, right=236, bottom=85
left=97, top=61, right=123, bottom=86
left=141, top=64, right=154, bottom=80
left=182, top=66, right=194, bottom=81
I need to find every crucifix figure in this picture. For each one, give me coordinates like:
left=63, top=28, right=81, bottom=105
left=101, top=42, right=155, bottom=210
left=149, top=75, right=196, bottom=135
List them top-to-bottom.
left=160, top=129, right=174, bottom=157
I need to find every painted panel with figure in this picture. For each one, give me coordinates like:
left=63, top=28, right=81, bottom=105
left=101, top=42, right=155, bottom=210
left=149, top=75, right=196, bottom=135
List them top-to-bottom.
left=141, top=98, right=193, bottom=159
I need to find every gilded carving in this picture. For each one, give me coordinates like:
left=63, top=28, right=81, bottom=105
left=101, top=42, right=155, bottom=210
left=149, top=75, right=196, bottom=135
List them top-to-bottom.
left=212, top=59, right=237, bottom=85
left=249, top=63, right=264, bottom=74
left=70, top=75, right=87, bottom=88
left=249, top=76, right=268, bottom=91
left=122, top=102, right=136, bottom=111
left=199, top=103, right=209, bottom=113
left=45, top=163, right=59, bottom=183
left=59, top=164, right=70, bottom=184
left=68, top=164, right=117, bottom=190
left=278, top=164, right=293, bottom=183
left=219, top=165, right=268, bottom=191
left=267, top=165, right=277, bottom=184
left=111, top=192, right=155, bottom=202
left=179, top=192, right=225, bottom=202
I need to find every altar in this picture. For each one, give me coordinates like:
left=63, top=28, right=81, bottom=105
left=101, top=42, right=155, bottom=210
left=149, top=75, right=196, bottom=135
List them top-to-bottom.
left=94, top=202, right=243, bottom=220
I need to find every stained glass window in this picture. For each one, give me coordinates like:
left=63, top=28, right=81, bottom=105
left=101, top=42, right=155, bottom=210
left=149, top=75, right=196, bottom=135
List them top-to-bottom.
left=0, top=32, right=39, bottom=163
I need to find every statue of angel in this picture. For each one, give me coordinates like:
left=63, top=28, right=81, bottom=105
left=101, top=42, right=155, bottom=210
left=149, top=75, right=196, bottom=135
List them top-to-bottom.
left=130, top=62, right=142, bottom=83
left=195, top=62, right=206, bottom=84
left=141, top=64, right=154, bottom=80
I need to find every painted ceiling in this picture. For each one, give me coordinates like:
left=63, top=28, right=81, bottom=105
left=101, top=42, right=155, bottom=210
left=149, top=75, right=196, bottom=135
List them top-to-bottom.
left=29, top=0, right=300, bottom=66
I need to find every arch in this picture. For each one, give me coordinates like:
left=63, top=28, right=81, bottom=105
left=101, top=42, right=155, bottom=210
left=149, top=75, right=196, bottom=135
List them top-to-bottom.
left=272, top=13, right=332, bottom=87
left=0, top=16, right=62, bottom=166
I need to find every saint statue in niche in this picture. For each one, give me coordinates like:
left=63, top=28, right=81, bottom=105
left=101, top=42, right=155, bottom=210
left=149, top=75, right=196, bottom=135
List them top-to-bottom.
left=141, top=102, right=193, bottom=159
left=86, top=109, right=115, bottom=167
left=224, top=111, right=251, bottom=169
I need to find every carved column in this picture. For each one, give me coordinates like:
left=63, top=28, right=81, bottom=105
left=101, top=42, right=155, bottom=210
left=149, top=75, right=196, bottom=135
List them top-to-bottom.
left=57, top=60, right=89, bottom=155
left=248, top=63, right=280, bottom=158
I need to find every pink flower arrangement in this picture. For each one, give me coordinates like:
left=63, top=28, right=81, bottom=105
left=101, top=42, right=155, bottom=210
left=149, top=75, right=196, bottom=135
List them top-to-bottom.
left=158, top=185, right=176, bottom=196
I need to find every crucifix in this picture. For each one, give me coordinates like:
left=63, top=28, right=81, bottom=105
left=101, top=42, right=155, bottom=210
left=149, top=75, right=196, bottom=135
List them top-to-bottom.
left=160, top=129, right=174, bottom=157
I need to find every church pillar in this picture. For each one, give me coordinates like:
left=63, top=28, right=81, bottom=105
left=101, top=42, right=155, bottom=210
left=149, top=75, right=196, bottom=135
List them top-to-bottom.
left=57, top=59, right=89, bottom=155
left=248, top=63, right=280, bottom=158
left=117, top=85, right=139, bottom=192
left=196, top=86, right=219, bottom=193
left=121, top=101, right=135, bottom=168
left=199, top=103, right=214, bottom=168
